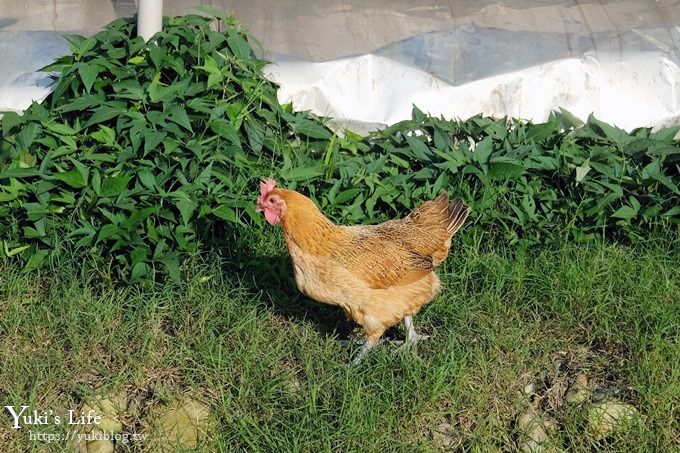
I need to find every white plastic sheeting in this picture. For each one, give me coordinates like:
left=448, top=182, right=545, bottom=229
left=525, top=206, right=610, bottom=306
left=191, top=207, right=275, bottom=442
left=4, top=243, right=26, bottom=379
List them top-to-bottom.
left=2, top=1, right=680, bottom=132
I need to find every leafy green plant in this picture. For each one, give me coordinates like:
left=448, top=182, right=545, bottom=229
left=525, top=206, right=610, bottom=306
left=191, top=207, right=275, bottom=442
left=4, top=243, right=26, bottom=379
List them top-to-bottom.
left=0, top=12, right=678, bottom=282
left=0, top=13, right=325, bottom=282
left=322, top=108, right=680, bottom=245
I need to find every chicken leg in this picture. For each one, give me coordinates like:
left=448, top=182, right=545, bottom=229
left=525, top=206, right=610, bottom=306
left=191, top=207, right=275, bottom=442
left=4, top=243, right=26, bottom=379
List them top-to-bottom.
left=404, top=316, right=430, bottom=345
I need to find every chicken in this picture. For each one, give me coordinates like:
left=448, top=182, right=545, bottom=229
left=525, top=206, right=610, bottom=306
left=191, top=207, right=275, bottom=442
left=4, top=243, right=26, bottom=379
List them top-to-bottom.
left=256, top=179, right=469, bottom=363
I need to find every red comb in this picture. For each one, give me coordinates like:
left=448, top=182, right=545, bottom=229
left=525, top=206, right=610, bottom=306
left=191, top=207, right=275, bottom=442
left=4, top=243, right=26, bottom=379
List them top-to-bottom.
left=260, top=178, right=276, bottom=196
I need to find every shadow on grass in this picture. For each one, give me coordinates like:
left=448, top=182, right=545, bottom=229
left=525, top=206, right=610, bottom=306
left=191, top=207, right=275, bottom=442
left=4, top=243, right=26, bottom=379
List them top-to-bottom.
left=216, top=231, right=358, bottom=341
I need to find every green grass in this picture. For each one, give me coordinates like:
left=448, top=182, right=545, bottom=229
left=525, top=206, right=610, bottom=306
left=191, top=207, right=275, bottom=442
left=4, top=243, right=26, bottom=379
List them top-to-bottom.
left=1, top=231, right=678, bottom=451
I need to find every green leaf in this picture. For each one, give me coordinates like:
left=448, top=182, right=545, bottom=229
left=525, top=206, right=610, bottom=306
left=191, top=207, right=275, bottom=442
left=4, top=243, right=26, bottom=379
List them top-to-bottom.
left=226, top=29, right=252, bottom=60
left=128, top=55, right=145, bottom=65
left=195, top=56, right=224, bottom=89
left=78, top=62, right=100, bottom=93
left=150, top=74, right=189, bottom=103
left=58, top=94, right=104, bottom=113
left=85, top=105, right=127, bottom=127
left=167, top=105, right=193, bottom=132
left=553, top=108, right=584, bottom=129
left=1, top=111, right=23, bottom=135
left=588, top=115, right=631, bottom=149
left=244, top=118, right=265, bottom=152
left=209, top=119, right=241, bottom=146
left=292, top=119, right=332, bottom=140
left=45, top=121, right=77, bottom=135
left=484, top=121, right=507, bottom=139
left=16, top=122, right=41, bottom=150
left=91, top=125, right=116, bottom=144
left=650, top=125, right=680, bottom=142
left=433, top=127, right=451, bottom=151
left=143, top=129, right=167, bottom=154
left=405, top=135, right=432, bottom=161
left=473, top=137, right=493, bottom=165
left=70, top=158, right=90, bottom=185
left=488, top=158, right=526, bottom=179
left=641, top=160, right=679, bottom=194
left=282, top=165, right=325, bottom=181
left=0, top=168, right=39, bottom=179
left=52, top=169, right=87, bottom=189
left=91, top=169, right=102, bottom=195
left=138, top=169, right=157, bottom=190
left=101, top=174, right=131, bottom=197
left=334, top=188, right=363, bottom=205
left=0, top=191, right=18, bottom=202
left=170, top=191, right=197, bottom=225
left=213, top=205, right=237, bottom=222
left=611, top=205, right=638, bottom=220
left=662, top=206, right=680, bottom=217
left=67, top=223, right=97, bottom=240
left=97, top=224, right=122, bottom=242
left=3, top=242, right=30, bottom=257
left=25, top=249, right=49, bottom=270
left=159, top=252, right=181, bottom=282
left=131, top=262, right=150, bottom=282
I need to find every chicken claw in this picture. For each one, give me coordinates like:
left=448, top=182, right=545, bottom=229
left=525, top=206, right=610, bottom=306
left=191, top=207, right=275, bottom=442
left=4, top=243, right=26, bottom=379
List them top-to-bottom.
left=337, top=337, right=365, bottom=347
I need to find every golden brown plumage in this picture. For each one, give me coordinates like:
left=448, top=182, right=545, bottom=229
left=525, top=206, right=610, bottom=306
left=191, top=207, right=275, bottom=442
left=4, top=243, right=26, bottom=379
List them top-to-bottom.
left=256, top=179, right=469, bottom=362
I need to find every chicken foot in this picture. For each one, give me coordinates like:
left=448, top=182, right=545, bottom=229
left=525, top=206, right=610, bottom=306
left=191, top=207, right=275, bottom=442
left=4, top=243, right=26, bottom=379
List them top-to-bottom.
left=341, top=315, right=429, bottom=364
left=351, top=338, right=383, bottom=365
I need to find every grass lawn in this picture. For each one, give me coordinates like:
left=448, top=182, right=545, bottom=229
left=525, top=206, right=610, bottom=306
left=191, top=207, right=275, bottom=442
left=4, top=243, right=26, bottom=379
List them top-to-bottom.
left=1, top=231, right=678, bottom=451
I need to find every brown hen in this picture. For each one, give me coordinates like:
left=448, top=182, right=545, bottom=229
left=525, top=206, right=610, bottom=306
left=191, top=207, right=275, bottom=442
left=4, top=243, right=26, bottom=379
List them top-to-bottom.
left=256, top=179, right=469, bottom=363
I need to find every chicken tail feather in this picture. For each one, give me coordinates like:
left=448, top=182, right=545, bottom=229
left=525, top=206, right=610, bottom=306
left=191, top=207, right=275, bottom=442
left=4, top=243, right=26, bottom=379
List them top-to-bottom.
left=446, top=198, right=470, bottom=237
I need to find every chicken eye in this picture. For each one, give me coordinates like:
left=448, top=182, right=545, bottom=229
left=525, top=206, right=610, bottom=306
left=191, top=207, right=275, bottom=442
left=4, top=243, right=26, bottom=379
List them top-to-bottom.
left=268, top=197, right=274, bottom=202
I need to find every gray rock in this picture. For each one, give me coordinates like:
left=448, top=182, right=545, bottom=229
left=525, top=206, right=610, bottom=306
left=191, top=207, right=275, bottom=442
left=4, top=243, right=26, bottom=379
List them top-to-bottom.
left=565, top=374, right=591, bottom=405
left=82, top=390, right=129, bottom=435
left=145, top=396, right=211, bottom=449
left=587, top=399, right=639, bottom=440
left=517, top=408, right=557, bottom=452
left=431, top=420, right=457, bottom=450
left=85, top=439, right=114, bottom=453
